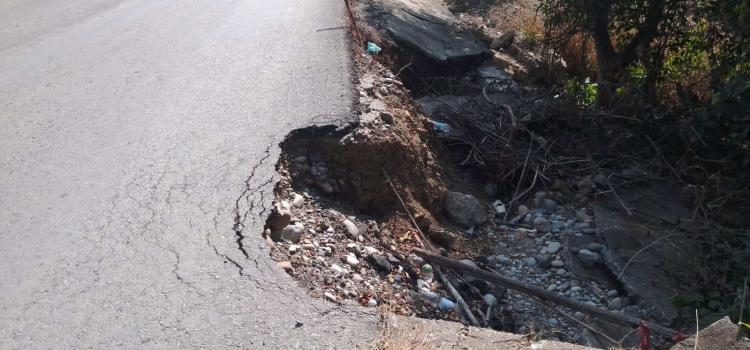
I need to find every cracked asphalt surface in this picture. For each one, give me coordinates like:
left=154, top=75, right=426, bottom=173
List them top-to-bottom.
left=0, top=0, right=376, bottom=348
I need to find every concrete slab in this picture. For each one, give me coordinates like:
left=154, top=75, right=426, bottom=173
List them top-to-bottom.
left=379, top=0, right=489, bottom=62
left=378, top=314, right=598, bottom=349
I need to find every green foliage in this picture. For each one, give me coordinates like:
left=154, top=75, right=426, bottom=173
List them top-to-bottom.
left=662, top=20, right=711, bottom=83
left=521, top=28, right=543, bottom=47
left=626, top=63, right=647, bottom=85
left=565, top=78, right=598, bottom=108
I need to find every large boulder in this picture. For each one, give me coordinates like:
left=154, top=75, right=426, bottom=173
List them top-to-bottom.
left=444, top=191, right=487, bottom=228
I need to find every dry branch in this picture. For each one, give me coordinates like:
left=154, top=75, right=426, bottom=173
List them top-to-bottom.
left=382, top=170, right=480, bottom=327
left=413, top=248, right=682, bottom=339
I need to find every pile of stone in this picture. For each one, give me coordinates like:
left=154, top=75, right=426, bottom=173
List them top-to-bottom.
left=288, top=155, right=343, bottom=196
left=267, top=188, right=438, bottom=313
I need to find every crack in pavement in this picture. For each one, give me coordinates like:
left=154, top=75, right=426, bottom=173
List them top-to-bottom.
left=231, top=144, right=273, bottom=259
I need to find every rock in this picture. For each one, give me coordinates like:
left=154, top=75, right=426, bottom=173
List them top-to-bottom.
left=381, top=0, right=489, bottom=63
left=489, top=30, right=516, bottom=49
left=360, top=74, right=376, bottom=92
left=369, top=99, right=387, bottom=112
left=380, top=112, right=395, bottom=124
left=292, top=155, right=307, bottom=163
left=316, top=180, right=334, bottom=194
left=483, top=182, right=499, bottom=197
left=444, top=192, right=487, bottom=228
left=292, top=193, right=305, bottom=208
left=543, top=198, right=557, bottom=210
left=280, top=200, right=291, bottom=211
left=517, top=205, right=530, bottom=216
left=268, top=206, right=292, bottom=230
left=576, top=211, right=592, bottom=222
left=523, top=213, right=533, bottom=223
left=533, top=217, right=551, bottom=232
left=342, top=219, right=359, bottom=237
left=551, top=221, right=563, bottom=232
left=281, top=224, right=304, bottom=243
left=427, top=227, right=457, bottom=246
left=264, top=232, right=276, bottom=248
left=546, top=242, right=562, bottom=254
left=586, top=242, right=606, bottom=253
left=288, top=245, right=301, bottom=253
left=317, top=246, right=332, bottom=256
left=362, top=246, right=379, bottom=256
left=577, top=249, right=600, bottom=267
left=345, top=254, right=360, bottom=267
left=368, top=254, right=392, bottom=272
left=408, top=254, right=425, bottom=266
left=535, top=254, right=552, bottom=268
left=496, top=255, right=511, bottom=265
left=524, top=257, right=537, bottom=267
left=459, top=259, right=478, bottom=269
left=551, top=260, right=565, bottom=268
left=277, top=261, right=293, bottom=272
left=330, top=264, right=345, bottom=275
left=352, top=273, right=364, bottom=282
left=606, top=289, right=619, bottom=298
left=324, top=292, right=337, bottom=303
left=608, top=297, right=624, bottom=310
left=367, top=299, right=378, bottom=307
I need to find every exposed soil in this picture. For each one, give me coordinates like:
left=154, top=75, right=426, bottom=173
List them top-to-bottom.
left=258, top=0, right=749, bottom=349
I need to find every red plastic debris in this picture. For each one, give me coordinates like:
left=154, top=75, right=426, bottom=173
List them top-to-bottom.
left=638, top=321, right=652, bottom=350
left=671, top=331, right=688, bottom=343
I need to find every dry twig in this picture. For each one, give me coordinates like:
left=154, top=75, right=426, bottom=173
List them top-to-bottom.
left=382, top=169, right=480, bottom=327
left=617, top=231, right=681, bottom=281
left=414, top=248, right=682, bottom=338
left=558, top=310, right=618, bottom=346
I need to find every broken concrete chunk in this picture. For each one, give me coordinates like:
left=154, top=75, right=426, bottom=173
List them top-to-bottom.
left=380, top=0, right=489, bottom=63
left=670, top=317, right=750, bottom=350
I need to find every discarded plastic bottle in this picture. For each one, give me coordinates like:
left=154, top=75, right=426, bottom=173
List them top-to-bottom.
left=366, top=42, right=382, bottom=55
left=430, top=120, right=452, bottom=134
left=421, top=264, right=434, bottom=282
left=420, top=290, right=442, bottom=305
left=482, top=293, right=497, bottom=308
left=437, top=298, right=456, bottom=312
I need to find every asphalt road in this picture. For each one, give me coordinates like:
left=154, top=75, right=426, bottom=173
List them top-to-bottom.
left=0, top=0, right=376, bottom=348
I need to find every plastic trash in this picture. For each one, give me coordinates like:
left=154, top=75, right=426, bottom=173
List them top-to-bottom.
left=366, top=42, right=382, bottom=55
left=430, top=120, right=453, bottom=134
left=493, top=200, right=506, bottom=215
left=417, top=278, right=430, bottom=291
left=420, top=290, right=442, bottom=305
left=482, top=293, right=498, bottom=308
left=437, top=298, right=456, bottom=312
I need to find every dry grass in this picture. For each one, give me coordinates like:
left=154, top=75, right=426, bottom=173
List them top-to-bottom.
left=373, top=314, right=433, bottom=350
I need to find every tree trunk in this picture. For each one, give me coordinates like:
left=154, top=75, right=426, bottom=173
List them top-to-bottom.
left=586, top=0, right=666, bottom=107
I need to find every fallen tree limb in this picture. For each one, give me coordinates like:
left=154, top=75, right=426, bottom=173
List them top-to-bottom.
left=382, top=169, right=480, bottom=327
left=413, top=248, right=682, bottom=339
